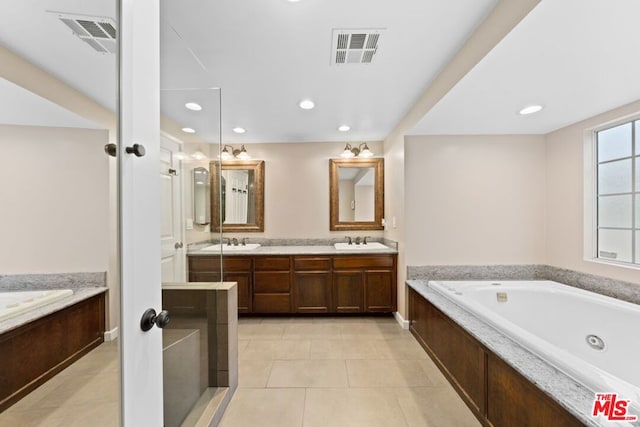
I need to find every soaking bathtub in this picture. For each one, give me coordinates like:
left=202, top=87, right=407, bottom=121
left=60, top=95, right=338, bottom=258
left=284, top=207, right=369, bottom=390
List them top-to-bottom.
left=428, top=280, right=640, bottom=419
left=0, top=289, right=74, bottom=322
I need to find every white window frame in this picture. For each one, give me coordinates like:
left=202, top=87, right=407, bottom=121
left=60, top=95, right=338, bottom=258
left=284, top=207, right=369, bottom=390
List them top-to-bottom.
left=584, top=114, right=639, bottom=269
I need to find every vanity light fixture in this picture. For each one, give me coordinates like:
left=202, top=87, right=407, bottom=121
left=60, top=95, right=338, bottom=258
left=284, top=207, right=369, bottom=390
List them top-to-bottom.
left=299, top=99, right=315, bottom=110
left=185, top=102, right=202, bottom=111
left=519, top=104, right=543, bottom=115
left=338, top=125, right=351, bottom=132
left=182, top=127, right=196, bottom=134
left=232, top=127, right=246, bottom=134
left=340, top=142, right=374, bottom=158
left=221, top=144, right=251, bottom=161
left=192, top=151, right=207, bottom=160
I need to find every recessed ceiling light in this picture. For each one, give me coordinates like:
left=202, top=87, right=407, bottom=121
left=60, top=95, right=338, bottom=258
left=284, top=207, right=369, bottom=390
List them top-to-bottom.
left=288, top=0, right=301, bottom=2
left=299, top=99, right=315, bottom=110
left=185, top=102, right=202, bottom=111
left=519, top=105, right=543, bottom=115
left=338, top=125, right=351, bottom=132
left=182, top=127, right=196, bottom=133
left=232, top=127, right=246, bottom=134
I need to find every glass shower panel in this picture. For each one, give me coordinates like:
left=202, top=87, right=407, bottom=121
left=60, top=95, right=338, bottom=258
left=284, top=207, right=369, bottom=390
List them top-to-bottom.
left=0, top=0, right=120, bottom=424
left=159, top=87, right=222, bottom=427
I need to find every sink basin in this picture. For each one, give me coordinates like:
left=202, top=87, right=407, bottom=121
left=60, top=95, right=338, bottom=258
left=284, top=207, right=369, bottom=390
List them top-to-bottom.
left=334, top=242, right=388, bottom=250
left=200, top=243, right=261, bottom=251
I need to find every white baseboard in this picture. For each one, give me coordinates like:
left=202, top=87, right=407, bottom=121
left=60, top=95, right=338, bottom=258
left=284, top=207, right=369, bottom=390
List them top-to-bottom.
left=394, top=312, right=410, bottom=330
left=104, top=327, right=119, bottom=341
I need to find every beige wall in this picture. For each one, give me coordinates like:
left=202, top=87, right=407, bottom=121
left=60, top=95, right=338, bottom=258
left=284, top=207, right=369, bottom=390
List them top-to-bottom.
left=546, top=100, right=640, bottom=285
left=0, top=125, right=110, bottom=273
left=383, top=134, right=407, bottom=316
left=404, top=135, right=547, bottom=266
left=220, top=141, right=384, bottom=240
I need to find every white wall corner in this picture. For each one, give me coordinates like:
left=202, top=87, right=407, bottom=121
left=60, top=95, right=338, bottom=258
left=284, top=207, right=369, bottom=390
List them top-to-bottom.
left=394, top=311, right=410, bottom=330
left=104, top=326, right=119, bottom=342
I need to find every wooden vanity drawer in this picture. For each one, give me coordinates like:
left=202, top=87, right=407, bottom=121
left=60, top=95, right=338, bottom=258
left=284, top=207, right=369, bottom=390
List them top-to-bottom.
left=189, top=256, right=252, bottom=272
left=254, top=256, right=290, bottom=271
left=333, top=256, right=394, bottom=270
left=294, top=257, right=331, bottom=271
left=254, top=272, right=290, bottom=293
left=253, top=294, right=290, bottom=313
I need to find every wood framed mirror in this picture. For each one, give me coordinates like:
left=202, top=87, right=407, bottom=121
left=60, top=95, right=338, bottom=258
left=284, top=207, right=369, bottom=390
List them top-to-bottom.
left=329, top=158, right=384, bottom=231
left=210, top=160, right=265, bottom=232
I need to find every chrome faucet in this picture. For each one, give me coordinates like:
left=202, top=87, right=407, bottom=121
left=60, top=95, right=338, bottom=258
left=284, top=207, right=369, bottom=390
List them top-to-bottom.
left=345, top=236, right=353, bottom=245
left=354, top=236, right=361, bottom=245
left=363, top=236, right=370, bottom=245
left=241, top=237, right=247, bottom=246
left=226, top=238, right=232, bottom=246
left=231, top=238, right=239, bottom=246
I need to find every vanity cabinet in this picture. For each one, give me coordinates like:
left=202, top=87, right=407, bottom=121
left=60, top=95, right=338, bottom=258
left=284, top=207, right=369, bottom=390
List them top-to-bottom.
left=188, top=253, right=396, bottom=314
left=187, top=256, right=252, bottom=313
left=253, top=256, right=291, bottom=313
left=333, top=256, right=396, bottom=313
left=293, top=257, right=332, bottom=313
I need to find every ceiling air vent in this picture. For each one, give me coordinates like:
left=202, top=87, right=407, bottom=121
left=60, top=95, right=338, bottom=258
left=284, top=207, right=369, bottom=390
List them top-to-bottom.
left=50, top=11, right=117, bottom=54
left=331, top=29, right=384, bottom=65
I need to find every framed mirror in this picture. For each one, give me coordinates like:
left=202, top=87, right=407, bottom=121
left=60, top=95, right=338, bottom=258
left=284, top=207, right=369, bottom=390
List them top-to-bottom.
left=329, top=158, right=384, bottom=231
left=210, top=160, right=265, bottom=232
left=192, top=167, right=210, bottom=225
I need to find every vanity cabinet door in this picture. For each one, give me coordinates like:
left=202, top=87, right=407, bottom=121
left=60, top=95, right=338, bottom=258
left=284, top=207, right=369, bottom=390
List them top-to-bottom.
left=293, top=257, right=331, bottom=313
left=364, top=270, right=395, bottom=312
left=333, top=271, right=364, bottom=313
left=294, top=272, right=331, bottom=313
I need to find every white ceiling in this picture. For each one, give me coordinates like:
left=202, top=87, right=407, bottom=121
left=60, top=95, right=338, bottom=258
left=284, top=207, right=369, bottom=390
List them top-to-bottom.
left=0, top=0, right=497, bottom=142
left=409, top=0, right=640, bottom=135
left=2, top=1, right=638, bottom=142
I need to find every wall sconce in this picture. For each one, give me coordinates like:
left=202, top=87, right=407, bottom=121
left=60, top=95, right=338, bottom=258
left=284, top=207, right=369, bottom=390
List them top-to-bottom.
left=340, top=143, right=374, bottom=159
left=221, top=144, right=251, bottom=161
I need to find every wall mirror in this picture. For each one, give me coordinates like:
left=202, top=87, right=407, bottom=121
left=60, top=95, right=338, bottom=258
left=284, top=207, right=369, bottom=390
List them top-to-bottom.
left=330, top=158, right=384, bottom=231
left=210, top=160, right=264, bottom=232
left=192, top=167, right=210, bottom=225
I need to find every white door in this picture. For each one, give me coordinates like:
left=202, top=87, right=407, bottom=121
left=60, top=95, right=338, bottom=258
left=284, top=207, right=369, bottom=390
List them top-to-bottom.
left=119, top=0, right=164, bottom=425
left=160, top=134, right=185, bottom=282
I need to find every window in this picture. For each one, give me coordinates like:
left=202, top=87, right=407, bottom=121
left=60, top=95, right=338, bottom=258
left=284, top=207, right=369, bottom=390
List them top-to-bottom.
left=595, top=119, right=639, bottom=265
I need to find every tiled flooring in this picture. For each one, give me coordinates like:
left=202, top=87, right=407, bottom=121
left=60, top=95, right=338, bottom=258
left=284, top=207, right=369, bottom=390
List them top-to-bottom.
left=0, top=316, right=480, bottom=427
left=219, top=316, right=480, bottom=427
left=0, top=340, right=119, bottom=427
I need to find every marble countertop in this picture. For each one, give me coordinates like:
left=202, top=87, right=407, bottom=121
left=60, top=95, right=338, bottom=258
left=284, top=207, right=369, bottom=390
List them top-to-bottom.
left=187, top=244, right=397, bottom=256
left=406, top=279, right=601, bottom=427
left=0, top=287, right=107, bottom=335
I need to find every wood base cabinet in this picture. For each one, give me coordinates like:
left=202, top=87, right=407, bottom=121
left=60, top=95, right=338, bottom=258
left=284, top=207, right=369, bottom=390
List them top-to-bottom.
left=189, top=253, right=396, bottom=314
left=188, top=256, right=252, bottom=313
left=408, top=288, right=583, bottom=427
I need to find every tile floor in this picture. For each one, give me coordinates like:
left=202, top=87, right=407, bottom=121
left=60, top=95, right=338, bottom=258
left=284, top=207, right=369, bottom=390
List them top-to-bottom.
left=0, top=316, right=480, bottom=427
left=219, top=316, right=480, bottom=427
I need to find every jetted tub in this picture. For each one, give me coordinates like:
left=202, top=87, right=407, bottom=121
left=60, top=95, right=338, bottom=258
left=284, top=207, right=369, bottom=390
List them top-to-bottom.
left=428, top=280, right=640, bottom=419
left=0, top=289, right=74, bottom=322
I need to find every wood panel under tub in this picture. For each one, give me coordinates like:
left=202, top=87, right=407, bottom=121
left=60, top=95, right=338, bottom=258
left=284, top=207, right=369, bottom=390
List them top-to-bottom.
left=408, top=288, right=583, bottom=427
left=0, top=293, right=105, bottom=412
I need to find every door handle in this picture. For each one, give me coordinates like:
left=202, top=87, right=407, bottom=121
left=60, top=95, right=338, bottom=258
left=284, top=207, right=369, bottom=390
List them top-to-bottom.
left=125, top=143, right=146, bottom=157
left=174, top=242, right=184, bottom=249
left=140, top=308, right=170, bottom=332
